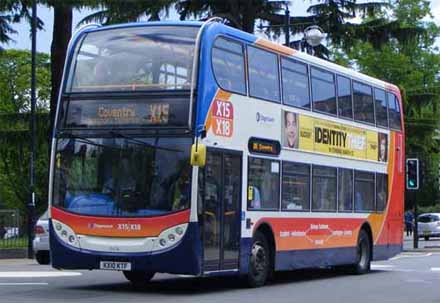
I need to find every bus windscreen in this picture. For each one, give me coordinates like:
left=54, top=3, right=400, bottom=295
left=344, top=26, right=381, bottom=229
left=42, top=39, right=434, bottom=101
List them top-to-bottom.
left=67, top=26, right=198, bottom=92
left=52, top=137, right=192, bottom=217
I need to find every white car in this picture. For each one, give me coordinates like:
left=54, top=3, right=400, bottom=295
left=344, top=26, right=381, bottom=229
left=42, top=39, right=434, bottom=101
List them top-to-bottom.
left=33, top=210, right=50, bottom=265
left=418, top=213, right=440, bottom=241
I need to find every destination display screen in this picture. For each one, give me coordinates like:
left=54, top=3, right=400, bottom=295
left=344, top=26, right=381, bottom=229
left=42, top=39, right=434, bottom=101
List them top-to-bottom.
left=62, top=99, right=189, bottom=128
left=248, top=137, right=281, bottom=156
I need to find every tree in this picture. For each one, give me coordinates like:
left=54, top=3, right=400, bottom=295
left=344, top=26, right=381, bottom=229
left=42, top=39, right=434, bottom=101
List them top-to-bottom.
left=46, top=0, right=72, bottom=139
left=78, top=0, right=175, bottom=25
left=176, top=0, right=285, bottom=33
left=345, top=0, right=440, bottom=205
left=0, top=49, right=50, bottom=215
left=0, top=49, right=50, bottom=112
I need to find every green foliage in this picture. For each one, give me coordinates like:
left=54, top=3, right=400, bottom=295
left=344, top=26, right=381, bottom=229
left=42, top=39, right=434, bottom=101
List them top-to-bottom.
left=343, top=0, right=440, bottom=207
left=0, top=49, right=51, bottom=112
left=0, top=50, right=50, bottom=216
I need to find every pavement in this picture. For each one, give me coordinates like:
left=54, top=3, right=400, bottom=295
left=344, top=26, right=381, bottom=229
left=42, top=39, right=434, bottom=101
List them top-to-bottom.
left=402, top=234, right=440, bottom=252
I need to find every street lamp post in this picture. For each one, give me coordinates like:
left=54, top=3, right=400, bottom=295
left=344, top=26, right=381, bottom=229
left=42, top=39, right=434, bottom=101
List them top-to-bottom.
left=28, top=0, right=37, bottom=259
left=284, top=2, right=290, bottom=47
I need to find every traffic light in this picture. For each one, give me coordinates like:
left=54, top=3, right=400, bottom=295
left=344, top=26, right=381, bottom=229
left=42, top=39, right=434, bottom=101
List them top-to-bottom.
left=406, top=158, right=419, bottom=190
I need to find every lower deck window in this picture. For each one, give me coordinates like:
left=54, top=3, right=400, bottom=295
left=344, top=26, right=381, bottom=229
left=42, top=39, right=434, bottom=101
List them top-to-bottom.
left=247, top=157, right=280, bottom=210
left=282, top=162, right=310, bottom=211
left=312, top=166, right=337, bottom=211
left=338, top=168, right=353, bottom=212
left=354, top=171, right=375, bottom=212
left=376, top=173, right=388, bottom=211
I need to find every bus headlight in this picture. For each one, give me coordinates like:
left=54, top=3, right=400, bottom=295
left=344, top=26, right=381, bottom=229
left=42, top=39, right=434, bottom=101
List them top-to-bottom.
left=52, top=219, right=81, bottom=249
left=153, top=223, right=188, bottom=252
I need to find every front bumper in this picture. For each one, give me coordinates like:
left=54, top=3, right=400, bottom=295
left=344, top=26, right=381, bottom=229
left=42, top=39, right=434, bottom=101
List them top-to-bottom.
left=50, top=222, right=202, bottom=275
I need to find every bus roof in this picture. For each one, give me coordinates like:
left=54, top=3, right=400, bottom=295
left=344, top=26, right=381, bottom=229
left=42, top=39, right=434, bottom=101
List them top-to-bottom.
left=77, top=20, right=399, bottom=94
left=204, top=22, right=400, bottom=94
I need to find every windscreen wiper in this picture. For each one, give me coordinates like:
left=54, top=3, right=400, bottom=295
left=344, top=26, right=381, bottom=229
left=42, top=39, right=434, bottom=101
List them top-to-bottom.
left=109, top=131, right=183, bottom=153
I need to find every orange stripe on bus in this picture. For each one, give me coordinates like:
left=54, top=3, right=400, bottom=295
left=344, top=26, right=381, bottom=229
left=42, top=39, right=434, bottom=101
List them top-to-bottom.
left=255, top=38, right=296, bottom=56
left=51, top=207, right=190, bottom=238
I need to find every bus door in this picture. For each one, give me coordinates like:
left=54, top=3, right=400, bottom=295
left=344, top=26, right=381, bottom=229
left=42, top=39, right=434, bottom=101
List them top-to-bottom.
left=199, top=150, right=242, bottom=272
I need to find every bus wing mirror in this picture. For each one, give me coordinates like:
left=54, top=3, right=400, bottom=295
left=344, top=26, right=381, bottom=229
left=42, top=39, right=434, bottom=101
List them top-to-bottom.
left=191, top=144, right=206, bottom=167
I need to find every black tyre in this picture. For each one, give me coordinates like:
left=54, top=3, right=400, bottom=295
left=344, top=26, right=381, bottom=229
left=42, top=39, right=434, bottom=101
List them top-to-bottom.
left=350, top=229, right=371, bottom=274
left=247, top=231, right=271, bottom=288
left=424, top=236, right=430, bottom=241
left=35, top=251, right=50, bottom=265
left=123, top=271, right=155, bottom=285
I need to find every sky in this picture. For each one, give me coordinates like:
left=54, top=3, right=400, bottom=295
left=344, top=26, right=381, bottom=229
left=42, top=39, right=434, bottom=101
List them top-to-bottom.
left=1, top=0, right=440, bottom=53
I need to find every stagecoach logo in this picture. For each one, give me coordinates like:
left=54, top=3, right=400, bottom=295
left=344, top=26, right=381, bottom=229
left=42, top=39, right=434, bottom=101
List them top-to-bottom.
left=256, top=112, right=275, bottom=124
left=88, top=223, right=114, bottom=229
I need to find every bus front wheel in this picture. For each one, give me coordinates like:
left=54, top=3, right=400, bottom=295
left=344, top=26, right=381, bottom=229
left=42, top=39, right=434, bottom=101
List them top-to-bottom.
left=350, top=229, right=371, bottom=274
left=247, top=231, right=271, bottom=288
left=123, top=271, right=155, bottom=284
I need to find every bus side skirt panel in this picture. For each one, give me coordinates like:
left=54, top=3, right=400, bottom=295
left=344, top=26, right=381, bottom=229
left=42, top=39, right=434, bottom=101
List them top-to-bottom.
left=50, top=221, right=203, bottom=275
left=239, top=238, right=252, bottom=274
left=372, top=244, right=402, bottom=261
left=274, top=247, right=357, bottom=271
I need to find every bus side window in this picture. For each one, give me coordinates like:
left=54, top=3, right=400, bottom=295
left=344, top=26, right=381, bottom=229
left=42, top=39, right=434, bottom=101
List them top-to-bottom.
left=212, top=37, right=246, bottom=95
left=247, top=46, right=280, bottom=103
left=281, top=58, right=310, bottom=109
left=311, top=67, right=337, bottom=115
left=337, top=75, right=352, bottom=119
left=353, top=81, right=374, bottom=124
left=374, top=88, right=388, bottom=128
left=387, top=92, right=402, bottom=130
left=247, top=157, right=280, bottom=210
left=281, top=162, right=310, bottom=211
left=312, top=166, right=337, bottom=212
left=338, top=168, right=353, bottom=212
left=354, top=171, right=375, bottom=212
left=376, top=173, right=388, bottom=212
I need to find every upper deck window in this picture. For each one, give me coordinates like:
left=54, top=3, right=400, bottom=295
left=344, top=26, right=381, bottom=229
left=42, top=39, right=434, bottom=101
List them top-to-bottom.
left=67, top=26, right=198, bottom=93
left=212, top=37, right=246, bottom=95
left=247, top=46, right=280, bottom=102
left=281, top=58, right=310, bottom=109
left=311, top=67, right=336, bottom=115
left=337, top=75, right=352, bottom=119
left=353, top=81, right=374, bottom=124
left=375, top=88, right=388, bottom=128
left=387, top=92, right=402, bottom=130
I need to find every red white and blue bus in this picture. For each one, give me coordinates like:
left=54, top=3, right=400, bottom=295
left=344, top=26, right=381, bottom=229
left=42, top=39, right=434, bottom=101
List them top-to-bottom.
left=49, top=19, right=404, bottom=287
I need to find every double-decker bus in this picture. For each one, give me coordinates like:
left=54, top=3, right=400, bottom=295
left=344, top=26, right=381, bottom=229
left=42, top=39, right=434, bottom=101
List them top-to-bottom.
left=49, top=19, right=404, bottom=287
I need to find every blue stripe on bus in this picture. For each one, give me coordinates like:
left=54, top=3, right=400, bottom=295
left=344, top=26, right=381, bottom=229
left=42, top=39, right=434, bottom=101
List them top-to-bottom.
left=195, top=23, right=258, bottom=136
left=50, top=221, right=202, bottom=275
left=275, top=246, right=357, bottom=270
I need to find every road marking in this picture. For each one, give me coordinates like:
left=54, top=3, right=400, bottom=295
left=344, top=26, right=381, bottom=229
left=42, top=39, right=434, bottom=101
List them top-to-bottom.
left=390, top=252, right=433, bottom=260
left=371, top=264, right=394, bottom=269
left=430, top=268, right=440, bottom=271
left=0, top=271, right=82, bottom=278
left=0, top=283, right=48, bottom=286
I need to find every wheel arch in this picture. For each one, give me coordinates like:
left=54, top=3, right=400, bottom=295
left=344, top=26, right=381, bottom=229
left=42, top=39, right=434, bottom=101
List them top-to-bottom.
left=253, top=222, right=276, bottom=270
left=359, top=222, right=373, bottom=259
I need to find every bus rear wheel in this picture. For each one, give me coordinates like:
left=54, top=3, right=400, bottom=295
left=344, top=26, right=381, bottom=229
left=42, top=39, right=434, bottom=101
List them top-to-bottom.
left=350, top=229, right=371, bottom=274
left=247, top=231, right=271, bottom=288
left=123, top=271, right=155, bottom=285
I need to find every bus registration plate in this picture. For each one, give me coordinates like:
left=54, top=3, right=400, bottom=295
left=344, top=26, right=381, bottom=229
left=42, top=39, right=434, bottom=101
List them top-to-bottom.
left=100, top=261, right=132, bottom=271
